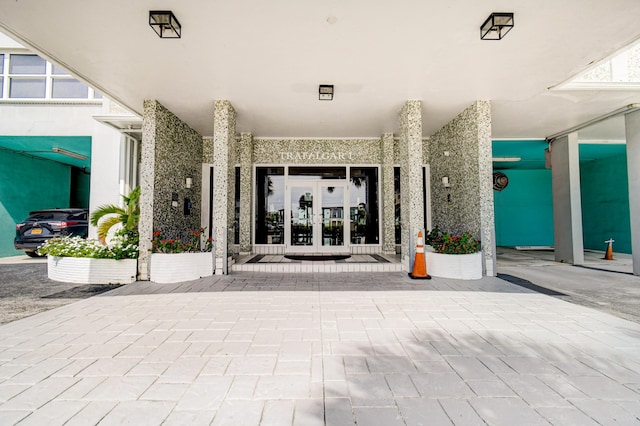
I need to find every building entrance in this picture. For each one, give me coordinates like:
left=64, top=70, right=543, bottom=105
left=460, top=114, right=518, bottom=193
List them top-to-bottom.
left=286, top=179, right=348, bottom=254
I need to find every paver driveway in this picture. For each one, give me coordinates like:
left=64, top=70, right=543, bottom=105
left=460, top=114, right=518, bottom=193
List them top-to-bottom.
left=0, top=273, right=639, bottom=425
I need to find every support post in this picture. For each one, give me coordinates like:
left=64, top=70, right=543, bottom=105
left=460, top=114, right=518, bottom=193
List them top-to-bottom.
left=551, top=132, right=584, bottom=264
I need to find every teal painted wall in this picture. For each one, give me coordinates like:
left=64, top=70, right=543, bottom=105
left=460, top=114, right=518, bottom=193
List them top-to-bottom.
left=0, top=150, right=71, bottom=257
left=580, top=153, right=631, bottom=254
left=494, top=169, right=554, bottom=247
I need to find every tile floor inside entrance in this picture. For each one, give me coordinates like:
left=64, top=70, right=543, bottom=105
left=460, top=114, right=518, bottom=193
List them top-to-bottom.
left=0, top=273, right=639, bottom=425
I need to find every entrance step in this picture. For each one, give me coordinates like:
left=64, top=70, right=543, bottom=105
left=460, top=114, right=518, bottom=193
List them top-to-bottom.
left=232, top=254, right=403, bottom=273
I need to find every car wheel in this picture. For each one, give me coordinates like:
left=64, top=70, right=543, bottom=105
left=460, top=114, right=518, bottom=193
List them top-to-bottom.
left=25, top=251, right=44, bottom=258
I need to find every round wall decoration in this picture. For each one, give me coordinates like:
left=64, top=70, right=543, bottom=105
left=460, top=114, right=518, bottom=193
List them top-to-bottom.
left=493, top=172, right=509, bottom=191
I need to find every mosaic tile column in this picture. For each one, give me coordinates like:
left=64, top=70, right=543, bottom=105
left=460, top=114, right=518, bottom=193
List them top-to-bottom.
left=138, top=100, right=204, bottom=280
left=213, top=100, right=237, bottom=274
left=138, top=101, right=157, bottom=280
left=399, top=101, right=424, bottom=270
left=429, top=101, right=495, bottom=276
left=475, top=101, right=496, bottom=276
left=625, top=110, right=640, bottom=275
left=239, top=132, right=253, bottom=254
left=381, top=132, right=396, bottom=254
left=552, top=133, right=585, bottom=265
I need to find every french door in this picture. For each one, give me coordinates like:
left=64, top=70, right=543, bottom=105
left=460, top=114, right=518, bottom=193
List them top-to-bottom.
left=286, top=180, right=348, bottom=254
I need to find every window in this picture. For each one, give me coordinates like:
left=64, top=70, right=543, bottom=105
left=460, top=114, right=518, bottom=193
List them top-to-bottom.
left=1, top=53, right=100, bottom=100
left=0, top=54, right=4, bottom=98
left=9, top=54, right=46, bottom=98
left=10, top=54, right=45, bottom=74
left=52, top=79, right=88, bottom=98
left=234, top=167, right=240, bottom=245
left=255, top=167, right=285, bottom=244
left=349, top=167, right=379, bottom=244
left=394, top=167, right=401, bottom=244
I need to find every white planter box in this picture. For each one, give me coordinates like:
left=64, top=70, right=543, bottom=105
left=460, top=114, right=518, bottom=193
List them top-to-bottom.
left=425, top=248, right=482, bottom=280
left=150, top=252, right=214, bottom=284
left=47, top=256, right=137, bottom=284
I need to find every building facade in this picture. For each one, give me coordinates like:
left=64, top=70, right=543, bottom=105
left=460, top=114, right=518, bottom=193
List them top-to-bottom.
left=136, top=100, right=496, bottom=278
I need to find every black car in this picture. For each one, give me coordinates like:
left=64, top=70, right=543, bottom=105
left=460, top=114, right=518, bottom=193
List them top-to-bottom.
left=14, top=209, right=89, bottom=257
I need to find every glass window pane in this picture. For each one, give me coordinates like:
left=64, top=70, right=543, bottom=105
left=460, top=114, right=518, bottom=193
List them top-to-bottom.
left=0, top=54, right=4, bottom=72
left=10, top=54, right=46, bottom=74
left=52, top=64, right=69, bottom=75
left=0, top=77, right=3, bottom=98
left=9, top=78, right=46, bottom=98
left=52, top=78, right=88, bottom=98
left=93, top=90, right=103, bottom=99
left=289, top=166, right=346, bottom=179
left=234, top=167, right=240, bottom=245
left=255, top=167, right=284, bottom=244
left=349, top=167, right=379, bottom=244
left=394, top=167, right=401, bottom=244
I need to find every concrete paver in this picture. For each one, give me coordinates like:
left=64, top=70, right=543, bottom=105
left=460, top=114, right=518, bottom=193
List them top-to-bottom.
left=0, top=272, right=638, bottom=424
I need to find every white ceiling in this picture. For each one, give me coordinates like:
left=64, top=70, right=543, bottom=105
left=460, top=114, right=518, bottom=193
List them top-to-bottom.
left=1, top=1, right=640, bottom=140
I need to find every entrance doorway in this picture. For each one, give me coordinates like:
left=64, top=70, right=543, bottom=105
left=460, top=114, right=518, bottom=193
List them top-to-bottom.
left=286, top=180, right=348, bottom=254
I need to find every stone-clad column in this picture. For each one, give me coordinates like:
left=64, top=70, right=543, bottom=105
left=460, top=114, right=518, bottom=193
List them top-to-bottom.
left=138, top=100, right=157, bottom=280
left=213, top=100, right=237, bottom=274
left=399, top=101, right=424, bottom=270
left=476, top=101, right=496, bottom=276
left=625, top=110, right=640, bottom=275
left=239, top=132, right=253, bottom=254
left=552, top=132, right=584, bottom=265
left=381, top=133, right=396, bottom=254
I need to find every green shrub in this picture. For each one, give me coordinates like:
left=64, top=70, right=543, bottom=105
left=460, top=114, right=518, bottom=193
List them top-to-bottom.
left=426, top=226, right=481, bottom=254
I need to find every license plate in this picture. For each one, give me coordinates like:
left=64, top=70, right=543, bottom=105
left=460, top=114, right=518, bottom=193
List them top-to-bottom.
left=30, top=228, right=42, bottom=235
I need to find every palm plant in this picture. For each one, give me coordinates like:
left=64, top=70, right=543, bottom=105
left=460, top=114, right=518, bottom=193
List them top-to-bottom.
left=90, top=186, right=140, bottom=242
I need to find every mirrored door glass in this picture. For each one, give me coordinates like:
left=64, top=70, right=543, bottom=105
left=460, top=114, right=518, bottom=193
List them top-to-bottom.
left=290, top=186, right=313, bottom=246
left=321, top=186, right=344, bottom=247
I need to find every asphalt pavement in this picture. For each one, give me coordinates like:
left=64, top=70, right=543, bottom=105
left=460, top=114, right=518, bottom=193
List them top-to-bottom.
left=0, top=256, right=121, bottom=325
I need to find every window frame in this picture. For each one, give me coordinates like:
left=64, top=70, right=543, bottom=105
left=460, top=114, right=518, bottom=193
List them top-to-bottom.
left=1, top=52, right=102, bottom=101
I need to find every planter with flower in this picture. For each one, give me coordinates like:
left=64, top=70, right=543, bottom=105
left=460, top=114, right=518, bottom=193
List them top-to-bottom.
left=39, top=188, right=140, bottom=284
left=424, top=227, right=482, bottom=279
left=149, top=228, right=214, bottom=284
left=39, top=230, right=139, bottom=284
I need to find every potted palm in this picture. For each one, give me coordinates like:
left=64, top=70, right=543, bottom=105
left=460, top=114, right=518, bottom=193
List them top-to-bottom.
left=90, top=186, right=140, bottom=243
left=39, top=188, right=140, bottom=284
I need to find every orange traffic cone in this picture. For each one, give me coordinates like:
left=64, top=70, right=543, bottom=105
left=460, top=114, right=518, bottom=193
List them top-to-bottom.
left=409, top=231, right=431, bottom=280
left=604, top=238, right=614, bottom=260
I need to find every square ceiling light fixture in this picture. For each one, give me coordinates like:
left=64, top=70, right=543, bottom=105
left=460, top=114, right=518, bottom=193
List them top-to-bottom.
left=149, top=11, right=181, bottom=38
left=480, top=13, right=514, bottom=40
left=319, top=84, right=334, bottom=101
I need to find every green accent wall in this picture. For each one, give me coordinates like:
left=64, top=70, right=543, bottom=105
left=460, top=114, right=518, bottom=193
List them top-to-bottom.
left=0, top=150, right=72, bottom=257
left=580, top=152, right=631, bottom=254
left=494, top=169, right=554, bottom=247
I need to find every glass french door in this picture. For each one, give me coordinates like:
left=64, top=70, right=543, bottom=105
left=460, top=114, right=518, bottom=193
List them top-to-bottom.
left=286, top=180, right=348, bottom=253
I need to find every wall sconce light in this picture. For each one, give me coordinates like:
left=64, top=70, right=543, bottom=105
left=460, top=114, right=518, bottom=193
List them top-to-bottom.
left=149, top=11, right=181, bottom=39
left=480, top=13, right=514, bottom=40
left=319, top=84, right=334, bottom=101
left=52, top=147, right=87, bottom=160
left=186, top=177, right=193, bottom=188
left=442, top=177, right=451, bottom=188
